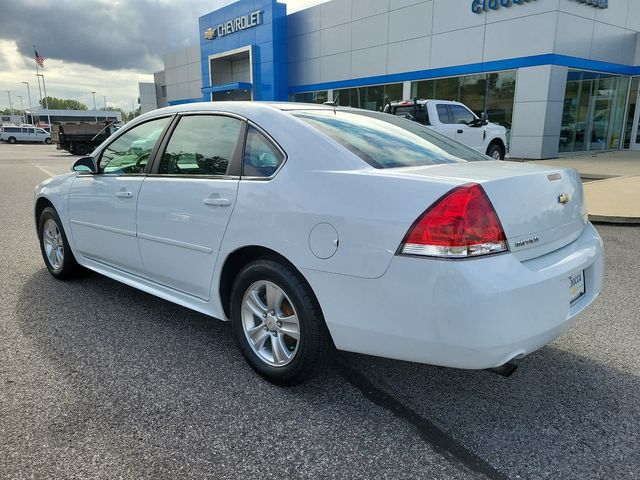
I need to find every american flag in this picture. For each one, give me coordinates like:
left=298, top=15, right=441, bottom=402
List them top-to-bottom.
left=34, top=49, right=44, bottom=68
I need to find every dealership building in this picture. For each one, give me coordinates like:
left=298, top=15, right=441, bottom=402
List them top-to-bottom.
left=139, top=0, right=640, bottom=158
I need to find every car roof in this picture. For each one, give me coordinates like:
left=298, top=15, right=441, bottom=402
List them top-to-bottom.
left=137, top=101, right=335, bottom=119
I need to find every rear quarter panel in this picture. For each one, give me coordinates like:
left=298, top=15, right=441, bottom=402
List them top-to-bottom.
left=215, top=110, right=465, bottom=286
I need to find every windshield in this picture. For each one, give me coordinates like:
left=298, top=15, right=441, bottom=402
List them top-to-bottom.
left=292, top=109, right=488, bottom=169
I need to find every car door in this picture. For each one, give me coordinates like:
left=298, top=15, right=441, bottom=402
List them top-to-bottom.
left=434, top=104, right=458, bottom=139
left=449, top=104, right=485, bottom=152
left=135, top=113, right=244, bottom=300
left=67, top=116, right=172, bottom=274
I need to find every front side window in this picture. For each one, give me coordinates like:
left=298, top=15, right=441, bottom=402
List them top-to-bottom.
left=436, top=104, right=450, bottom=124
left=449, top=105, right=476, bottom=125
left=158, top=115, right=242, bottom=176
left=100, top=117, right=170, bottom=174
left=243, top=126, right=284, bottom=177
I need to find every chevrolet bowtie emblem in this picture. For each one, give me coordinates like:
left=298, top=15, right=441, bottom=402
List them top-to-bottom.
left=204, top=27, right=216, bottom=40
left=558, top=193, right=570, bottom=205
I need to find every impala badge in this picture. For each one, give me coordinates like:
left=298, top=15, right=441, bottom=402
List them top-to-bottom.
left=558, top=193, right=570, bottom=205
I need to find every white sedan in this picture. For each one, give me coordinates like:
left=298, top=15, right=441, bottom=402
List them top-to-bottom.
left=34, top=102, right=603, bottom=385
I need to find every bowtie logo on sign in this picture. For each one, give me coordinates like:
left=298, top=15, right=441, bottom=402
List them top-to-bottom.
left=472, top=0, right=607, bottom=13
left=204, top=10, right=263, bottom=40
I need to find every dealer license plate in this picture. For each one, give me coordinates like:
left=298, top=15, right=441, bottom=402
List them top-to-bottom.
left=569, top=271, right=585, bottom=306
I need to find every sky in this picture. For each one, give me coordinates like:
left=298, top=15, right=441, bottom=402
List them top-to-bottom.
left=0, top=0, right=328, bottom=112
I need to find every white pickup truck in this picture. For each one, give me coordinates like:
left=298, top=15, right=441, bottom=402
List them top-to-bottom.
left=383, top=99, right=508, bottom=160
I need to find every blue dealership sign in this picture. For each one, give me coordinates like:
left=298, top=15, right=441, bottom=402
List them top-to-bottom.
left=472, top=0, right=537, bottom=14
left=472, top=0, right=607, bottom=13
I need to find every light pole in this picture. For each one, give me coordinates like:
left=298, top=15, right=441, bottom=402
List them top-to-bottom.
left=35, top=74, right=51, bottom=127
left=21, top=81, right=32, bottom=124
left=5, top=91, right=13, bottom=116
left=91, top=91, right=97, bottom=122
left=17, top=95, right=25, bottom=123
left=103, top=95, right=107, bottom=110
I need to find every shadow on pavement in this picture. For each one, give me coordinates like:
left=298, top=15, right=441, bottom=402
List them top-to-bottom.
left=14, top=266, right=640, bottom=480
left=14, top=268, right=473, bottom=480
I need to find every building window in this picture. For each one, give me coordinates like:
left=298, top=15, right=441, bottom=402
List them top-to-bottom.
left=411, top=71, right=516, bottom=144
left=559, top=71, right=630, bottom=153
left=623, top=77, right=639, bottom=149
left=333, top=83, right=403, bottom=111
left=161, top=85, right=167, bottom=98
left=289, top=91, right=328, bottom=104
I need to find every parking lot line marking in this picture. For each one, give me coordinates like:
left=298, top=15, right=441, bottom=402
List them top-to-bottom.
left=36, top=165, right=57, bottom=177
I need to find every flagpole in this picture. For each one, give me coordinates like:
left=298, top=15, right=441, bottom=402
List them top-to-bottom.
left=33, top=46, right=44, bottom=124
left=33, top=46, right=51, bottom=127
left=37, top=74, right=52, bottom=127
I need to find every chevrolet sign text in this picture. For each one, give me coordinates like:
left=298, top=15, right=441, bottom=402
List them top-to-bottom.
left=204, top=10, right=263, bottom=40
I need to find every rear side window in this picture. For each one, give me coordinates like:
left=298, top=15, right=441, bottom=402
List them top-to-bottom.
left=293, top=110, right=487, bottom=169
left=158, top=115, right=243, bottom=176
left=243, top=126, right=284, bottom=178
left=4, top=127, right=20, bottom=133
left=27, top=128, right=35, bottom=134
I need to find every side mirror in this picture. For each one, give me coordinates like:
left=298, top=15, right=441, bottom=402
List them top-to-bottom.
left=481, top=112, right=489, bottom=125
left=72, top=156, right=97, bottom=173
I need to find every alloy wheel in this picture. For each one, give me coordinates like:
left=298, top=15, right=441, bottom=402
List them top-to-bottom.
left=42, top=218, right=64, bottom=270
left=241, top=281, right=300, bottom=367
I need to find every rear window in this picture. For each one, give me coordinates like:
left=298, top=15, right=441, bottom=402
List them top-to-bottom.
left=394, top=105, right=429, bottom=125
left=292, top=109, right=487, bottom=168
left=3, top=127, right=20, bottom=133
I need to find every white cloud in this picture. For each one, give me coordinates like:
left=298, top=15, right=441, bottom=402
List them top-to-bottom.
left=0, top=0, right=331, bottom=112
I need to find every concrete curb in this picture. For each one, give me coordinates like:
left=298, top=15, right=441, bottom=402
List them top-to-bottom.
left=589, top=215, right=640, bottom=225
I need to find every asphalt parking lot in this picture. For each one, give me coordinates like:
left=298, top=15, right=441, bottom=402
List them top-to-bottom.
left=1, top=143, right=639, bottom=480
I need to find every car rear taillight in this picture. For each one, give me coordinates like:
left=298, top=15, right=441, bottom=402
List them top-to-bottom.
left=400, top=183, right=508, bottom=258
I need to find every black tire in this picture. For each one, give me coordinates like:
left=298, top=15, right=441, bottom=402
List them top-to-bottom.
left=8, top=136, right=16, bottom=144
left=44, top=138, right=52, bottom=145
left=486, top=142, right=505, bottom=160
left=74, top=143, right=89, bottom=156
left=38, top=206, right=82, bottom=280
left=230, top=259, right=332, bottom=386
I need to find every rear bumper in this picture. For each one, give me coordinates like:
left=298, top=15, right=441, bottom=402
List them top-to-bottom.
left=303, top=222, right=603, bottom=369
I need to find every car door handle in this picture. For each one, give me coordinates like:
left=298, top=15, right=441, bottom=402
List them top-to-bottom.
left=457, top=129, right=464, bottom=134
left=114, top=191, right=133, bottom=198
left=203, top=197, right=231, bottom=207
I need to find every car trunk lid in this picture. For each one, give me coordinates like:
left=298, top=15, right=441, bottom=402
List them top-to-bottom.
left=387, top=161, right=588, bottom=261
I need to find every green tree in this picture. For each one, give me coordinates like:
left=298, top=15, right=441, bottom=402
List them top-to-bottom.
left=39, top=96, right=88, bottom=110
left=1, top=108, right=24, bottom=116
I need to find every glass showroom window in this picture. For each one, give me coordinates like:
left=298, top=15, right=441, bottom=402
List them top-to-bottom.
left=410, top=71, right=516, bottom=139
left=559, top=71, right=630, bottom=153
left=623, top=78, right=639, bottom=149
left=334, top=83, right=403, bottom=111
left=289, top=91, right=328, bottom=104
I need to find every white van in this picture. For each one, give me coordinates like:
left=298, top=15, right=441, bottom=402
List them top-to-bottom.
left=0, top=125, right=52, bottom=144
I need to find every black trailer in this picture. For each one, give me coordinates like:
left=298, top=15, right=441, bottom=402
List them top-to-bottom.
left=52, top=122, right=119, bottom=156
